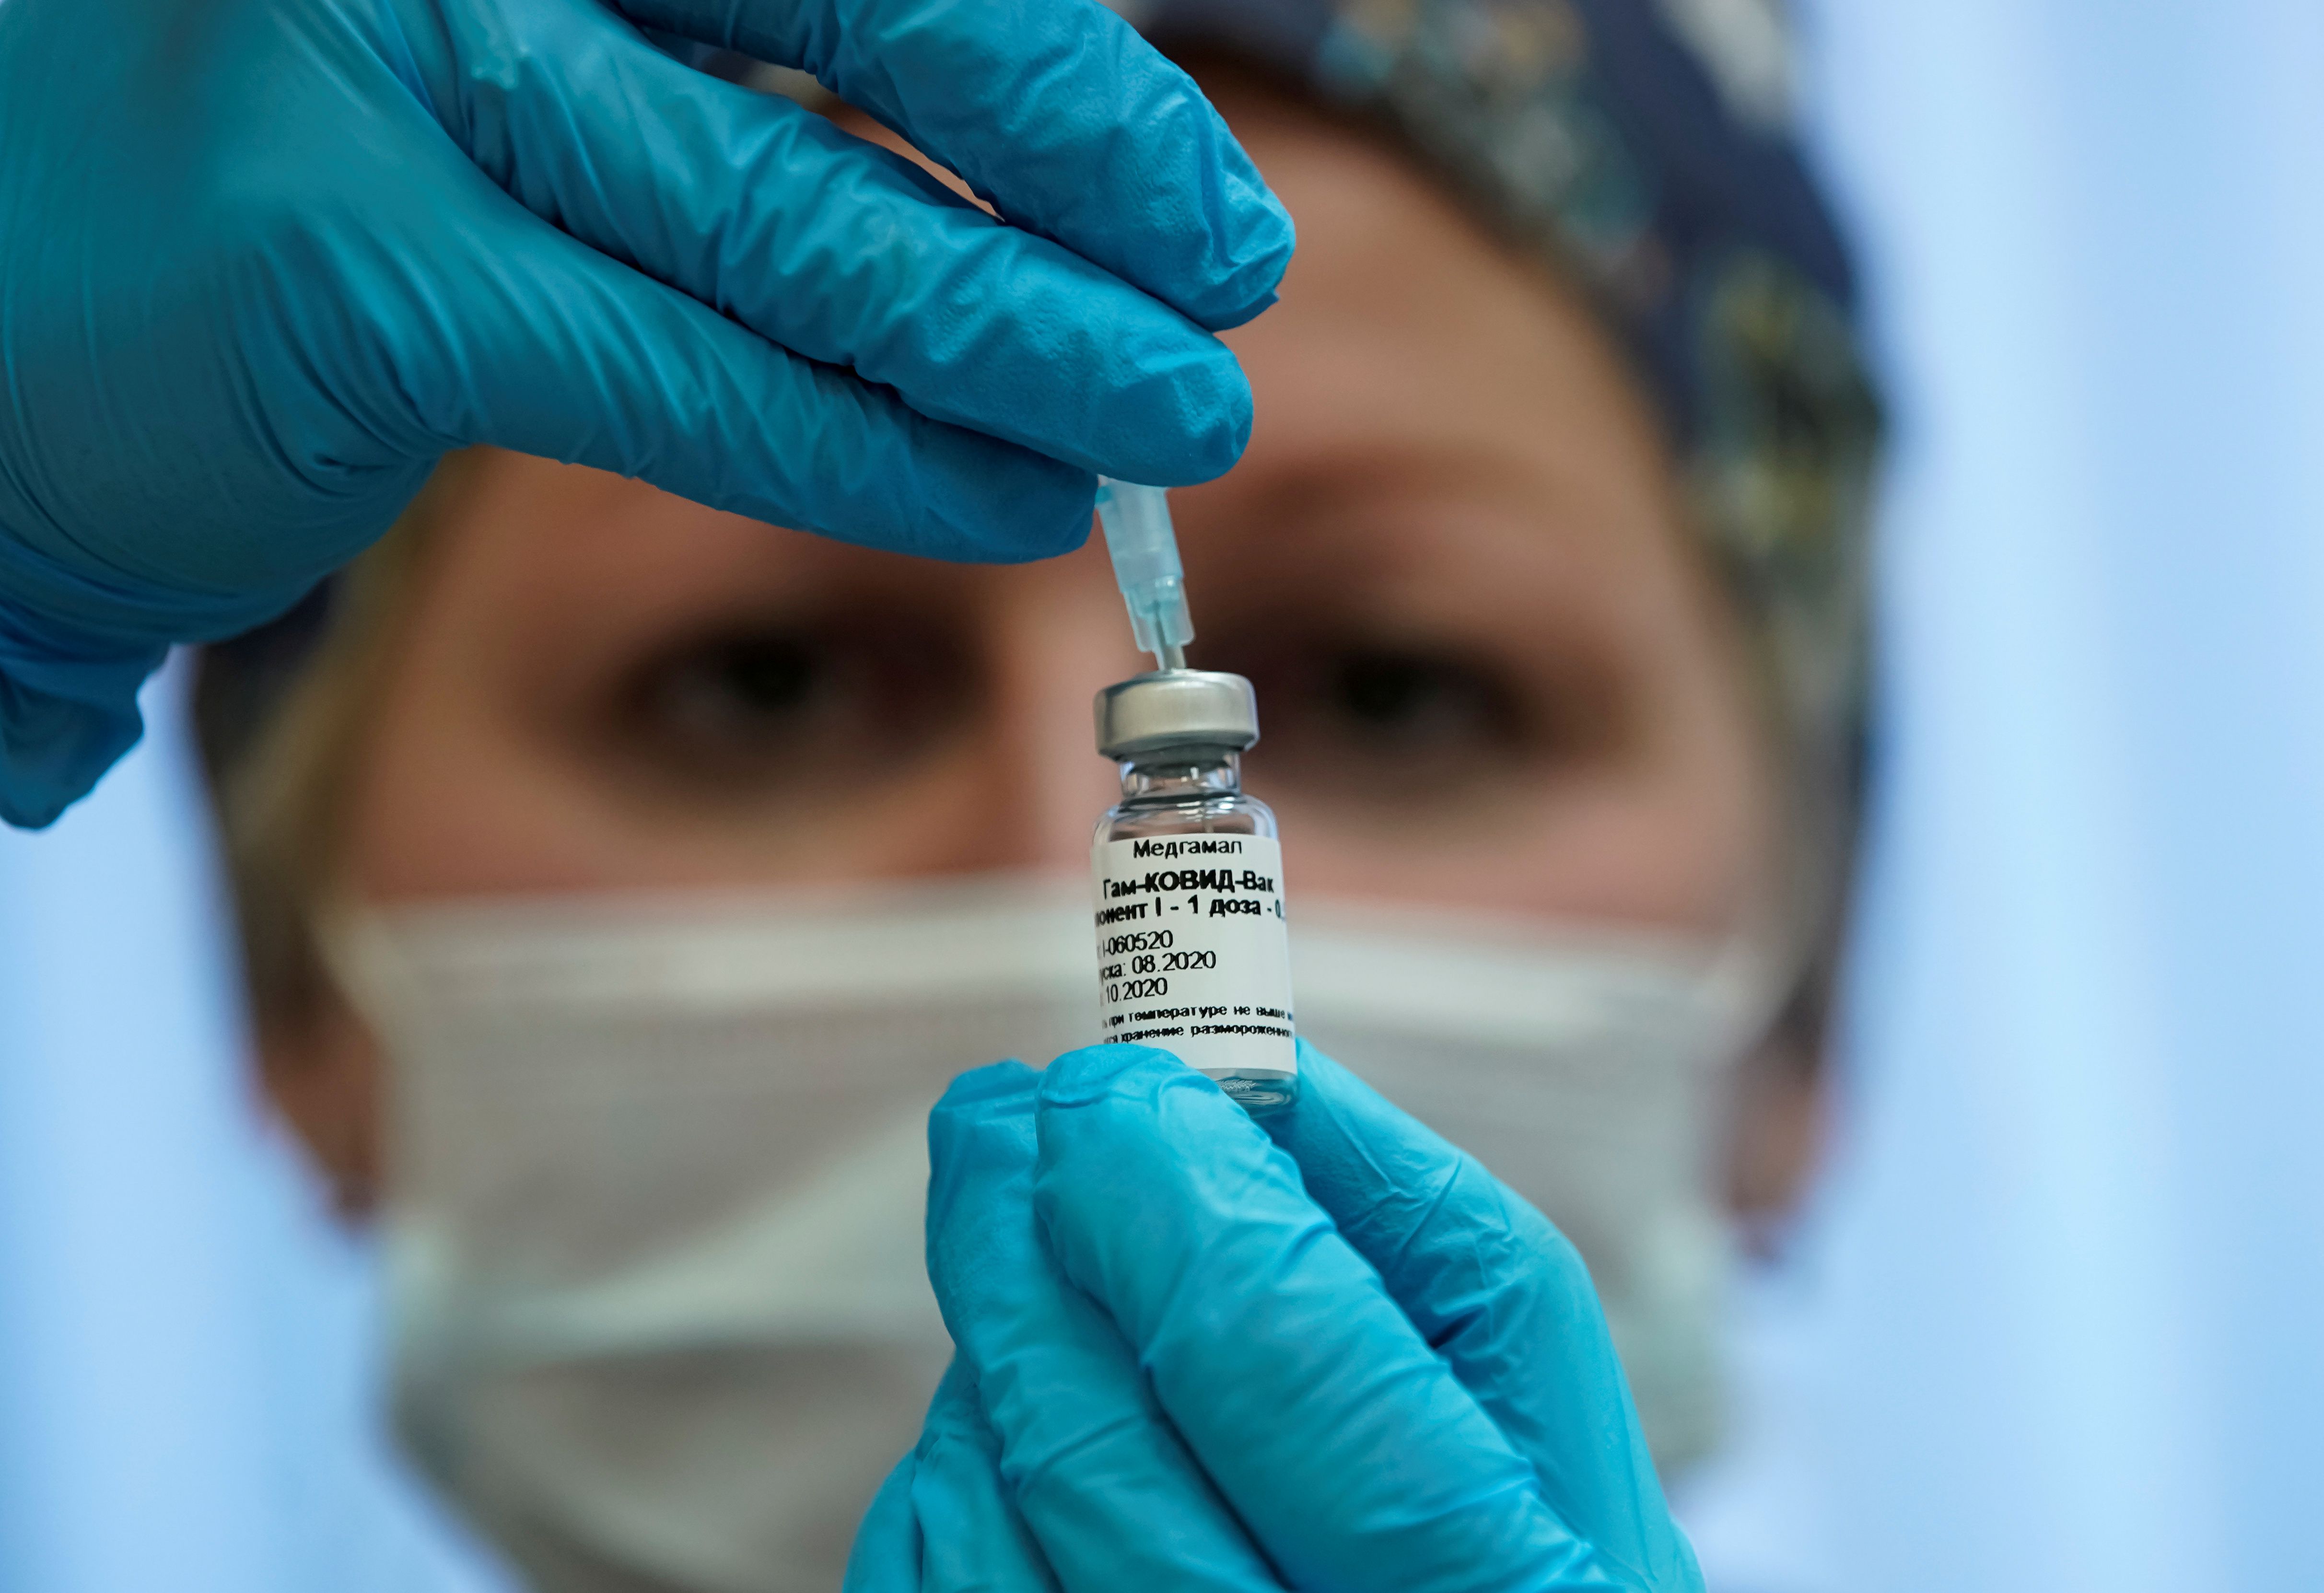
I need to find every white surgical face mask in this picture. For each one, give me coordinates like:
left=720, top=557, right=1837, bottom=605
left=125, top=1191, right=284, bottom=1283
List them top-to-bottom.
left=332, top=874, right=1772, bottom=1593
left=1287, top=900, right=1777, bottom=1471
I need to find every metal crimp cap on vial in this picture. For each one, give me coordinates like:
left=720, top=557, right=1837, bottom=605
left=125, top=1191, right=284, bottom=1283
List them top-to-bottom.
left=1093, top=670, right=1259, bottom=761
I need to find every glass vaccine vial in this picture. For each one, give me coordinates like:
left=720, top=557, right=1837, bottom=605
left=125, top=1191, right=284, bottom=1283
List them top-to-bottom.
left=1091, top=670, right=1298, bottom=1113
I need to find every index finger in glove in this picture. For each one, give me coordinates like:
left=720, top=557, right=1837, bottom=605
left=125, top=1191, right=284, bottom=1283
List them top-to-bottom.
left=619, top=0, right=1293, bottom=331
left=457, top=23, right=1250, bottom=486
left=327, top=138, right=1095, bottom=563
left=1262, top=1042, right=1698, bottom=1588
left=1033, top=1045, right=1629, bottom=1593
left=925, top=1062, right=1284, bottom=1592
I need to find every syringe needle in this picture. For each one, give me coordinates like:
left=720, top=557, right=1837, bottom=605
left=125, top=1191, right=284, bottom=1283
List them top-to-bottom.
left=1095, top=477, right=1195, bottom=673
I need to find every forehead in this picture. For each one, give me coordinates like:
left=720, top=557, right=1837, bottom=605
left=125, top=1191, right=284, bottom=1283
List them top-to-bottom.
left=1205, top=73, right=1673, bottom=497
left=1181, top=76, right=1697, bottom=653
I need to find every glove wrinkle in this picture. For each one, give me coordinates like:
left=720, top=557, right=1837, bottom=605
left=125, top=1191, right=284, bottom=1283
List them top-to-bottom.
left=1262, top=1046, right=1703, bottom=1592
left=911, top=1360, right=1065, bottom=1593
left=842, top=1454, right=926, bottom=1592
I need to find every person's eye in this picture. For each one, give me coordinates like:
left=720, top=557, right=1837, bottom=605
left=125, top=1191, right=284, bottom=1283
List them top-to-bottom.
left=607, top=617, right=972, bottom=796
left=1224, top=632, right=1612, bottom=805
left=649, top=633, right=824, bottom=743
left=1317, top=648, right=1522, bottom=755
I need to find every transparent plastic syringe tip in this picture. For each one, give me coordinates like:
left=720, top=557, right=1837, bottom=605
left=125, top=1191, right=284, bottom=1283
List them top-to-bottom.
left=1095, top=477, right=1194, bottom=671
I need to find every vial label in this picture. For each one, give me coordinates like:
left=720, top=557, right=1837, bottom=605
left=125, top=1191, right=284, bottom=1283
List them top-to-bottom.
left=1090, top=835, right=1297, bottom=1081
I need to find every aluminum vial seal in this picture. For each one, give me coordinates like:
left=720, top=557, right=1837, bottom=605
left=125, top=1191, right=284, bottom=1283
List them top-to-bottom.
left=1093, top=670, right=1260, bottom=762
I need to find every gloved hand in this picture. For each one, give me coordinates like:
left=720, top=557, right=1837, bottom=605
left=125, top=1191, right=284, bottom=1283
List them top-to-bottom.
left=0, top=0, right=1290, bottom=827
left=850, top=1041, right=1704, bottom=1592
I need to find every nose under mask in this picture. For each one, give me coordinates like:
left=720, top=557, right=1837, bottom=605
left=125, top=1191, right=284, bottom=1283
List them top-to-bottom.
left=332, top=873, right=1773, bottom=1593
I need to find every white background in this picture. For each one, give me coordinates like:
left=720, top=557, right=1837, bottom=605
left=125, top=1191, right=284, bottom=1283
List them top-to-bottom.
left=1682, top=2, right=2324, bottom=1587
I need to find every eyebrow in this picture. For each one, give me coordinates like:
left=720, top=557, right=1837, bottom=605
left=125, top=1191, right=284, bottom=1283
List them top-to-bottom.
left=1229, top=434, right=1632, bottom=548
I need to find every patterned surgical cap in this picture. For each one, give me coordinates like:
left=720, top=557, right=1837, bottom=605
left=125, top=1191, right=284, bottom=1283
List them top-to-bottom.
left=1133, top=0, right=1883, bottom=945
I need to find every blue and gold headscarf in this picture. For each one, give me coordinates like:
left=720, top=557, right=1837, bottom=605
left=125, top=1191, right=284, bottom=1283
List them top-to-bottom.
left=1137, top=0, right=1882, bottom=977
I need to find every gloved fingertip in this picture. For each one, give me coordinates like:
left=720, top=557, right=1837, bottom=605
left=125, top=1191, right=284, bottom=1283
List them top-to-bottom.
left=1133, top=88, right=1295, bottom=332
left=1180, top=203, right=1295, bottom=334
left=1196, top=282, right=1282, bottom=336
left=1106, top=346, right=1253, bottom=488
left=1193, top=394, right=1257, bottom=487
left=851, top=407, right=1096, bottom=566
left=947, top=465, right=1095, bottom=564
left=1024, top=486, right=1097, bottom=559
left=0, top=640, right=161, bottom=830
left=1292, top=1035, right=1344, bottom=1081
left=1258, top=1037, right=1460, bottom=1187
left=1256, top=1039, right=1340, bottom=1146
left=1037, top=1043, right=1204, bottom=1109
left=1035, top=1047, right=1285, bottom=1224
left=935, top=1058, right=1042, bottom=1113
left=927, top=1064, right=1039, bottom=1220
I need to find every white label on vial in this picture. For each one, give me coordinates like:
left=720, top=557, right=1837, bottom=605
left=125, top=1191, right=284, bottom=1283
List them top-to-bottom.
left=1091, top=834, right=1296, bottom=1080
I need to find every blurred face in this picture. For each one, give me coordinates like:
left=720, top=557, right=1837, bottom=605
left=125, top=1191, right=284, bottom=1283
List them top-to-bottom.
left=286, top=77, right=1780, bottom=1198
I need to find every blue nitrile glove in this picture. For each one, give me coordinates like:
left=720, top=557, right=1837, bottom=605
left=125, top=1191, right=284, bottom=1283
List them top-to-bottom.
left=0, top=0, right=1291, bottom=828
left=848, top=1040, right=1704, bottom=1593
